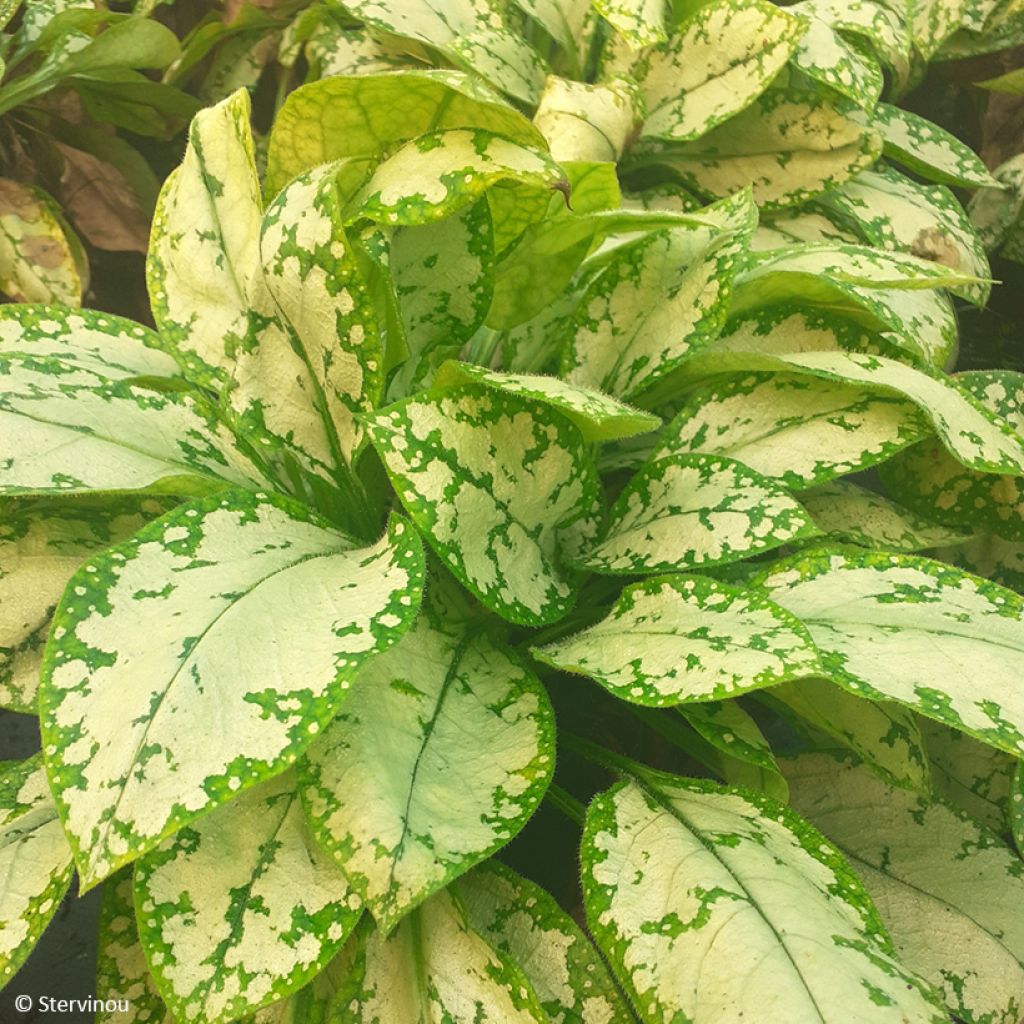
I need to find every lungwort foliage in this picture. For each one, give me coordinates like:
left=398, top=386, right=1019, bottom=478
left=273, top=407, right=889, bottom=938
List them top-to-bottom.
left=3, top=1, right=1024, bottom=1022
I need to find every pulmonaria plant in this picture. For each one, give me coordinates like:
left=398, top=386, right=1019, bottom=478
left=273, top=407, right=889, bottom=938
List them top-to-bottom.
left=3, top=1, right=1024, bottom=1022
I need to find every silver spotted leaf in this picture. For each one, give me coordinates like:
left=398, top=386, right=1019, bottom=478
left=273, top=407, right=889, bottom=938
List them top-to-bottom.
left=40, top=489, right=424, bottom=888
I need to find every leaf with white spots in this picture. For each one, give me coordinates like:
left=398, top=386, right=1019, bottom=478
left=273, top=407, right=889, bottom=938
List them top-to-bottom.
left=339, top=0, right=545, bottom=103
left=512, top=0, right=592, bottom=57
left=594, top=0, right=666, bottom=47
left=635, top=0, right=805, bottom=142
left=910, top=0, right=972, bottom=57
left=266, top=71, right=545, bottom=199
left=534, top=77, right=640, bottom=164
left=630, top=88, right=882, bottom=210
left=871, top=102, right=1000, bottom=189
left=345, top=129, right=565, bottom=229
left=969, top=155, right=1024, bottom=258
left=821, top=166, right=991, bottom=306
left=0, top=178, right=86, bottom=305
left=562, top=191, right=756, bottom=400
left=752, top=208, right=859, bottom=251
left=0, top=353, right=267, bottom=497
left=434, top=361, right=662, bottom=442
left=652, top=371, right=929, bottom=490
left=365, top=385, right=598, bottom=625
left=580, top=453, right=819, bottom=575
left=800, top=480, right=974, bottom=551
left=39, top=489, right=424, bottom=889
left=0, top=495, right=172, bottom=712
left=936, top=532, right=1024, bottom=595
left=753, top=549, right=1024, bottom=758
left=532, top=573, right=819, bottom=706
left=301, top=608, right=554, bottom=934
left=766, top=676, right=932, bottom=793
left=919, top=717, right=1015, bottom=835
left=785, top=752, right=1024, bottom=1024
left=0, top=755, right=75, bottom=989
left=134, top=771, right=361, bottom=1024
left=581, top=771, right=947, bottom=1023
left=455, top=861, right=634, bottom=1024
left=328, top=889, right=550, bottom=1024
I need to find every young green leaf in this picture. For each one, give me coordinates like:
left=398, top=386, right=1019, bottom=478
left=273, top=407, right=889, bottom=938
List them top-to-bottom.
left=635, top=0, right=805, bottom=142
left=365, top=385, right=598, bottom=625
left=580, top=453, right=819, bottom=574
left=39, top=490, right=424, bottom=888
left=753, top=549, right=1024, bottom=758
left=532, top=573, right=819, bottom=706
left=301, top=610, right=554, bottom=934
left=785, top=752, right=1024, bottom=1024
left=0, top=754, right=74, bottom=988
left=134, top=771, right=361, bottom=1024
left=582, top=772, right=947, bottom=1023
left=455, top=861, right=634, bottom=1024
left=328, top=891, right=551, bottom=1024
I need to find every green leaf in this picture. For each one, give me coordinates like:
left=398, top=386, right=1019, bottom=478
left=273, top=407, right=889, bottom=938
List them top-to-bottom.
left=512, top=0, right=592, bottom=56
left=594, top=0, right=667, bottom=46
left=635, top=0, right=805, bottom=142
left=42, top=16, right=179, bottom=77
left=977, top=65, right=1024, bottom=92
left=266, top=71, right=545, bottom=200
left=632, top=88, right=882, bottom=210
left=870, top=102, right=999, bottom=189
left=345, top=129, right=565, bottom=228
left=821, top=166, right=991, bottom=306
left=0, top=179, right=86, bottom=305
left=562, top=191, right=756, bottom=400
left=433, top=361, right=662, bottom=442
left=652, top=371, right=930, bottom=489
left=365, top=385, right=598, bottom=625
left=580, top=452, right=819, bottom=574
left=800, top=480, right=974, bottom=551
left=39, top=490, right=424, bottom=888
left=0, top=495, right=171, bottom=713
left=753, top=549, right=1024, bottom=758
left=533, top=573, right=819, bottom=705
left=300, top=609, right=554, bottom=935
left=766, top=677, right=932, bottom=793
left=919, top=717, right=1015, bottom=835
left=785, top=752, right=1024, bottom=1024
left=0, top=755, right=75, bottom=989
left=134, top=771, right=361, bottom=1024
left=582, top=772, right=947, bottom=1023
left=455, top=861, right=634, bottom=1024
left=329, top=891, right=551, bottom=1023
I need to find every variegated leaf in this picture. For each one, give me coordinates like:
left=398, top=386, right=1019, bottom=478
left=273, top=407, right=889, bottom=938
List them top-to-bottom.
left=339, top=0, right=545, bottom=103
left=512, top=0, right=592, bottom=57
left=594, top=0, right=666, bottom=46
left=635, top=0, right=805, bottom=142
left=910, top=0, right=972, bottom=57
left=267, top=71, right=545, bottom=200
left=534, top=76, right=640, bottom=163
left=632, top=88, right=881, bottom=210
left=870, top=101, right=999, bottom=189
left=345, top=129, right=564, bottom=229
left=969, top=154, right=1024, bottom=257
left=822, top=166, right=991, bottom=306
left=0, top=178, right=85, bottom=305
left=562, top=191, right=756, bottom=400
left=752, top=208, right=859, bottom=251
left=0, top=354, right=266, bottom=497
left=433, top=361, right=661, bottom=442
left=652, top=371, right=929, bottom=489
left=365, top=385, right=597, bottom=625
left=580, top=453, right=819, bottom=574
left=800, top=480, right=974, bottom=551
left=40, top=490, right=424, bottom=888
left=0, top=496, right=171, bottom=712
left=936, top=532, right=1024, bottom=595
left=753, top=550, right=1024, bottom=758
left=532, top=573, right=819, bottom=705
left=301, top=609, right=553, bottom=934
left=766, top=677, right=931, bottom=792
left=679, top=699, right=789, bottom=802
left=919, top=717, right=1015, bottom=835
left=785, top=752, right=1024, bottom=1024
left=0, top=755, right=74, bottom=988
left=1013, top=763, right=1024, bottom=859
left=134, top=771, right=361, bottom=1024
left=582, top=772, right=947, bottom=1023
left=455, top=861, right=633, bottom=1024
left=328, top=890, right=550, bottom=1024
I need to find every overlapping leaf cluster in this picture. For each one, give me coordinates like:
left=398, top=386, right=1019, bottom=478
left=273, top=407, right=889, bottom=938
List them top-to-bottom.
left=3, top=1, right=1024, bottom=1023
